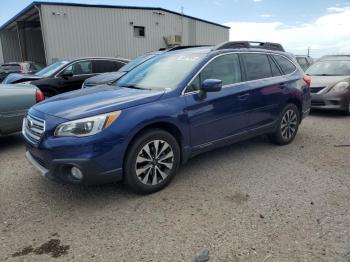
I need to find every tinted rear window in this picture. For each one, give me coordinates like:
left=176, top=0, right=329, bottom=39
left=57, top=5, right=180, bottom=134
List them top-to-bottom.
left=242, top=53, right=272, bottom=81
left=273, top=55, right=296, bottom=74
left=93, top=60, right=125, bottom=73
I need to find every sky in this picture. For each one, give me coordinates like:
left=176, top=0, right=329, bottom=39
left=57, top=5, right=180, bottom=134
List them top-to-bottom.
left=1, top=0, right=349, bottom=57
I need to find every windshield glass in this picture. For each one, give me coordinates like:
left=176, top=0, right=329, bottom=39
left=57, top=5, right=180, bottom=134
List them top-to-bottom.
left=117, top=52, right=206, bottom=90
left=119, top=53, right=156, bottom=72
left=306, top=60, right=350, bottom=76
left=35, top=61, right=69, bottom=77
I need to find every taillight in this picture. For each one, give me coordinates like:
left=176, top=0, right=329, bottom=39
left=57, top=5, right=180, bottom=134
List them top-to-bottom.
left=19, top=70, right=27, bottom=74
left=303, top=76, right=311, bottom=87
left=36, top=89, right=45, bottom=103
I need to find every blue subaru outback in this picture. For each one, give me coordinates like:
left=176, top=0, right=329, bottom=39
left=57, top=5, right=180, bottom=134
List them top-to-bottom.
left=23, top=41, right=311, bottom=194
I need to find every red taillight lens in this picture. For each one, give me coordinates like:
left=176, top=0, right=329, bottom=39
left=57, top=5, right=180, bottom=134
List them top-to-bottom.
left=303, top=76, right=311, bottom=87
left=36, top=89, right=45, bottom=103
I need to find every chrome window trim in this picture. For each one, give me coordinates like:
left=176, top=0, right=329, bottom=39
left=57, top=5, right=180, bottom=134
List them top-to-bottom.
left=181, top=51, right=298, bottom=96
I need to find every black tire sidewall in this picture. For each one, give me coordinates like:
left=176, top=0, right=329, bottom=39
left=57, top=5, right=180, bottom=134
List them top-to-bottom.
left=272, top=104, right=300, bottom=145
left=124, top=129, right=180, bottom=194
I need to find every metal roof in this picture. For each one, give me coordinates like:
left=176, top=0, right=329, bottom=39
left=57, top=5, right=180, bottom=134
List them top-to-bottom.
left=0, top=1, right=230, bottom=31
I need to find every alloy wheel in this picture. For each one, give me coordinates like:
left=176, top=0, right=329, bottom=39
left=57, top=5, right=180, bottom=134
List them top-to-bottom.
left=281, top=109, right=298, bottom=140
left=135, top=140, right=174, bottom=186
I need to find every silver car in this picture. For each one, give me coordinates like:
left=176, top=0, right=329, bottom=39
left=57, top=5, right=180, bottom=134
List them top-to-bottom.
left=306, top=55, right=350, bottom=115
left=0, top=84, right=44, bottom=135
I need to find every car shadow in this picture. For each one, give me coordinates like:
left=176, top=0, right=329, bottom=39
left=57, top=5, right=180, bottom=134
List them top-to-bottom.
left=310, top=109, right=349, bottom=118
left=0, top=133, right=24, bottom=152
left=34, top=135, right=271, bottom=210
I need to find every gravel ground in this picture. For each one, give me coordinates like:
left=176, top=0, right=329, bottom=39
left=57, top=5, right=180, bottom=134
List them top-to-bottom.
left=0, top=112, right=349, bottom=262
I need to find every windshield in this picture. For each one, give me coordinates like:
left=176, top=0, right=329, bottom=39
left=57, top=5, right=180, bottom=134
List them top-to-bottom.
left=117, top=52, right=206, bottom=90
left=119, top=53, right=156, bottom=72
left=306, top=60, right=350, bottom=76
left=35, top=61, right=69, bottom=77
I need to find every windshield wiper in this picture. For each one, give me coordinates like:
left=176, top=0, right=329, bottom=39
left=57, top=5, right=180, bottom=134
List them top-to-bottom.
left=119, top=84, right=151, bottom=90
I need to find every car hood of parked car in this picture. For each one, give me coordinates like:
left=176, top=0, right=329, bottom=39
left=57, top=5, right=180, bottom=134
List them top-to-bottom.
left=84, top=72, right=126, bottom=87
left=3, top=73, right=42, bottom=84
left=309, top=75, right=350, bottom=88
left=32, top=85, right=165, bottom=120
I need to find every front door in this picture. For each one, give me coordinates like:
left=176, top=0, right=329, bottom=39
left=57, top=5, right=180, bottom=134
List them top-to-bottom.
left=183, top=53, right=251, bottom=148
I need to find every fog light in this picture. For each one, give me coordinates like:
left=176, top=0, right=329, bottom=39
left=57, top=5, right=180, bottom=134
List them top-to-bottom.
left=71, top=166, right=83, bottom=180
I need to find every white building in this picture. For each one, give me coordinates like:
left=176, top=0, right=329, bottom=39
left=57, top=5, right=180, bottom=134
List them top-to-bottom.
left=0, top=2, right=230, bottom=65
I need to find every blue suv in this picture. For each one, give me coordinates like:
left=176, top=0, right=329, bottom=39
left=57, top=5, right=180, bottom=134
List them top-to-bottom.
left=23, top=41, right=311, bottom=194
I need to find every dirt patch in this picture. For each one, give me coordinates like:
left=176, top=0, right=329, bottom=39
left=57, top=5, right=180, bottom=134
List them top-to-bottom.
left=225, top=192, right=250, bottom=204
left=12, top=239, right=70, bottom=258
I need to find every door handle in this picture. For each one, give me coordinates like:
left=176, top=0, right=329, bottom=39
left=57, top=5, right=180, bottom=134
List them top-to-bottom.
left=238, top=93, right=250, bottom=101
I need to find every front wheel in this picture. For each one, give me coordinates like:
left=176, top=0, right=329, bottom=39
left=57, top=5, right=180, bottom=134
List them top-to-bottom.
left=269, top=104, right=300, bottom=145
left=124, top=129, right=180, bottom=194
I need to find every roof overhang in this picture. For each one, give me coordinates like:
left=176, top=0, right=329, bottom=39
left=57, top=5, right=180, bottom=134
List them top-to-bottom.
left=0, top=1, right=230, bottom=31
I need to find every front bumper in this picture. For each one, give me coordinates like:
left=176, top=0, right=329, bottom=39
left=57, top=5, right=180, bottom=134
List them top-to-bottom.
left=311, top=91, right=350, bottom=111
left=26, top=150, right=123, bottom=185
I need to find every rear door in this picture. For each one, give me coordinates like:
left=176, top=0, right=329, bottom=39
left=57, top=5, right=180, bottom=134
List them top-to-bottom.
left=184, top=53, right=251, bottom=148
left=240, top=53, right=286, bottom=130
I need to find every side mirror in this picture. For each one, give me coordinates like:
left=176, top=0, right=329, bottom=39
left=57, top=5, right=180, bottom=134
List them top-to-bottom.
left=60, top=72, right=73, bottom=79
left=198, top=79, right=222, bottom=99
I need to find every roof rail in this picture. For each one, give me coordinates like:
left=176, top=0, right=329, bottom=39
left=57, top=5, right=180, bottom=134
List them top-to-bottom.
left=213, top=41, right=285, bottom=52
left=158, top=45, right=211, bottom=52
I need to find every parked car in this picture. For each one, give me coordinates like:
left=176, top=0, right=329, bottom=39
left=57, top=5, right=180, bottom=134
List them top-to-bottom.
left=23, top=41, right=311, bottom=194
left=82, top=46, right=208, bottom=88
left=306, top=55, right=350, bottom=114
left=295, top=56, right=314, bottom=71
left=3, top=58, right=129, bottom=97
left=0, top=62, right=43, bottom=82
left=0, top=84, right=44, bottom=136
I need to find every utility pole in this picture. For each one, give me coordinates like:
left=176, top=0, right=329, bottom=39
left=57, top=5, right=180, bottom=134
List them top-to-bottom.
left=307, top=46, right=310, bottom=57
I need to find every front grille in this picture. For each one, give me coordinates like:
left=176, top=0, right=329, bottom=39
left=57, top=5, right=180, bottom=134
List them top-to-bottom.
left=310, top=86, right=326, bottom=93
left=22, top=114, right=45, bottom=145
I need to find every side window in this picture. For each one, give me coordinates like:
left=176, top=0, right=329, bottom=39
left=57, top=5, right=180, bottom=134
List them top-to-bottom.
left=241, top=53, right=272, bottom=81
left=185, top=54, right=242, bottom=93
left=273, top=55, right=296, bottom=74
left=268, top=56, right=282, bottom=77
left=93, top=60, right=125, bottom=73
left=62, top=61, right=92, bottom=75
left=112, top=61, right=126, bottom=71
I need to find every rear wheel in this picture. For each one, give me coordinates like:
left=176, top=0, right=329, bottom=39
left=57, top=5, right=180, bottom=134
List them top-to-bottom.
left=269, top=104, right=300, bottom=145
left=124, top=129, right=180, bottom=194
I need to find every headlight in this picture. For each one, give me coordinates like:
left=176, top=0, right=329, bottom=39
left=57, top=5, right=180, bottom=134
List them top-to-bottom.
left=331, top=82, right=349, bottom=92
left=54, top=111, right=121, bottom=137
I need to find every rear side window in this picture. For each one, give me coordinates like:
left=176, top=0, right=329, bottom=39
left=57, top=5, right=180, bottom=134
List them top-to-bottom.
left=186, top=53, right=242, bottom=93
left=241, top=53, right=272, bottom=81
left=273, top=55, right=296, bottom=74
left=268, top=56, right=282, bottom=77
left=93, top=60, right=125, bottom=73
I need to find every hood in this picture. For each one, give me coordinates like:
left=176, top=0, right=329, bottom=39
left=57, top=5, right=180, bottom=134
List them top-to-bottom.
left=84, top=72, right=126, bottom=87
left=3, top=73, right=42, bottom=84
left=310, top=75, right=350, bottom=89
left=33, top=85, right=165, bottom=120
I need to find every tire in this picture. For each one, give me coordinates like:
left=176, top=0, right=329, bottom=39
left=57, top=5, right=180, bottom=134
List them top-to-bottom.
left=341, top=102, right=350, bottom=116
left=269, top=104, right=300, bottom=145
left=124, top=129, right=180, bottom=194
